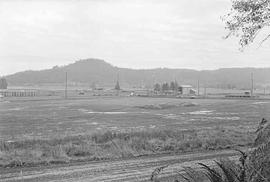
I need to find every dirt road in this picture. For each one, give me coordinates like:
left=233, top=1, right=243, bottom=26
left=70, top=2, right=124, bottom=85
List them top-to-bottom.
left=1, top=150, right=240, bottom=182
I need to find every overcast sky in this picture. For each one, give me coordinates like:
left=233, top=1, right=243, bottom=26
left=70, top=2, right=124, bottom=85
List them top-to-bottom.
left=1, top=0, right=270, bottom=76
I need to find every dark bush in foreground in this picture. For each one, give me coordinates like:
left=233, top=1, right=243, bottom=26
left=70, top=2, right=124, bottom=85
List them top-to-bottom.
left=173, top=118, right=270, bottom=182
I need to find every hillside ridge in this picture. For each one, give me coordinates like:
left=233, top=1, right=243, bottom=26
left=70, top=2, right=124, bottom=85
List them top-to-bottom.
left=5, top=58, right=270, bottom=89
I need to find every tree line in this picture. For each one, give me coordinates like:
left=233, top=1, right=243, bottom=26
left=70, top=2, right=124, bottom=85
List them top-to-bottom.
left=154, top=81, right=179, bottom=92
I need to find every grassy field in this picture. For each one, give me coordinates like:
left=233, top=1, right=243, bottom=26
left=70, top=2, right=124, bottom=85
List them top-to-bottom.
left=0, top=96, right=269, bottom=167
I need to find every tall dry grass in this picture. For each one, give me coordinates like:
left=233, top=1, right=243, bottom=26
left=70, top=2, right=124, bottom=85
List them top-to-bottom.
left=159, top=118, right=270, bottom=182
left=0, top=127, right=253, bottom=168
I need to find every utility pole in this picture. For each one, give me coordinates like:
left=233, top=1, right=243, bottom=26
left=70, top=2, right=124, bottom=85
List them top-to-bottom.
left=65, top=72, right=68, bottom=99
left=115, top=72, right=120, bottom=96
left=251, top=72, right=254, bottom=97
left=174, top=79, right=178, bottom=96
left=197, top=79, right=200, bottom=96
left=204, top=85, right=207, bottom=97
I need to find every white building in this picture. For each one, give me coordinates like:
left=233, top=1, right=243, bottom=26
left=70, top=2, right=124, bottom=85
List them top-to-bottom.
left=178, top=85, right=196, bottom=95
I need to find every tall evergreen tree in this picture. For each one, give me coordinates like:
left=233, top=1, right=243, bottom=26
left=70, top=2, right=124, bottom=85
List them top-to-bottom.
left=0, top=78, right=8, bottom=89
left=115, top=80, right=120, bottom=90
left=170, top=81, right=175, bottom=91
left=161, top=82, right=169, bottom=92
left=154, top=83, right=161, bottom=92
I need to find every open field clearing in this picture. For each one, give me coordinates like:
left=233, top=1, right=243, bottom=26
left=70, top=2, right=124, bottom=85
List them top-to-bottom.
left=0, top=96, right=269, bottom=169
left=1, top=96, right=269, bottom=141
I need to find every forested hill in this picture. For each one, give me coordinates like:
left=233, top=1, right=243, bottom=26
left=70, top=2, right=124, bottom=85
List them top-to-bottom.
left=5, top=58, right=270, bottom=89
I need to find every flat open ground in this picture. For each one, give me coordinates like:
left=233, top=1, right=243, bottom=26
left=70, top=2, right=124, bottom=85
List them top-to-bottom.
left=0, top=96, right=269, bottom=141
left=0, top=96, right=269, bottom=181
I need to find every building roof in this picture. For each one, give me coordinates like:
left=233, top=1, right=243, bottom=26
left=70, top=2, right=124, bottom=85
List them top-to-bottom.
left=179, top=85, right=192, bottom=88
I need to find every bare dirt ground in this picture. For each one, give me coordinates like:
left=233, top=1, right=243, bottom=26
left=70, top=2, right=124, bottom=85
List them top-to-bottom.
left=1, top=149, right=240, bottom=182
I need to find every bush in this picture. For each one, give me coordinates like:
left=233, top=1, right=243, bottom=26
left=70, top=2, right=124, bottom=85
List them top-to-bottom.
left=177, top=118, right=270, bottom=182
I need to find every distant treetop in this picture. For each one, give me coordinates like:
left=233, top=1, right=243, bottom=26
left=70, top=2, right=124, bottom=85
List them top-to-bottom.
left=224, top=0, right=270, bottom=49
left=0, top=78, right=8, bottom=89
left=115, top=80, right=120, bottom=90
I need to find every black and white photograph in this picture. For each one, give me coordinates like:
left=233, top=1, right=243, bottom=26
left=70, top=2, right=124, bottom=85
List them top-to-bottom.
left=1, top=0, right=270, bottom=181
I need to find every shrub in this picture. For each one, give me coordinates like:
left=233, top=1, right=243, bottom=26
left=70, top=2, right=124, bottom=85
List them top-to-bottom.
left=177, top=118, right=270, bottom=182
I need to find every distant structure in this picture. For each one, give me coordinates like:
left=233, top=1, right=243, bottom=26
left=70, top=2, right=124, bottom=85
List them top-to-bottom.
left=65, top=72, right=68, bottom=99
left=251, top=72, right=254, bottom=97
left=0, top=78, right=8, bottom=89
left=197, top=80, right=200, bottom=96
left=153, top=82, right=196, bottom=96
left=178, top=85, right=196, bottom=95
left=0, top=89, right=37, bottom=97
left=225, top=91, right=253, bottom=98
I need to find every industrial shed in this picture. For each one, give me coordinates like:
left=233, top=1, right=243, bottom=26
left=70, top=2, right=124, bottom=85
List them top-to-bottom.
left=178, top=85, right=196, bottom=95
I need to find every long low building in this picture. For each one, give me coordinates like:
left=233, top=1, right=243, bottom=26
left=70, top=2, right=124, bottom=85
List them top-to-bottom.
left=0, top=89, right=37, bottom=97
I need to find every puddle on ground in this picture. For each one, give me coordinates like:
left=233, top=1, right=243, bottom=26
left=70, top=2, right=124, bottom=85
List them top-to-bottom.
left=253, top=102, right=269, bottom=105
left=8, top=107, right=23, bottom=111
left=189, top=110, right=214, bottom=115
left=87, top=111, right=128, bottom=114
left=162, top=114, right=180, bottom=119
left=212, top=116, right=240, bottom=120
